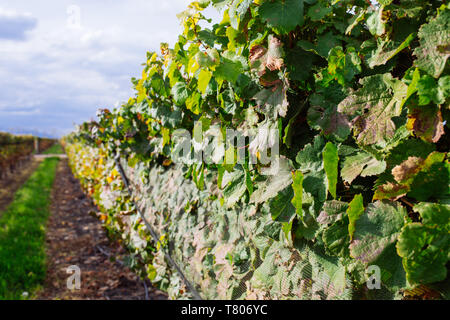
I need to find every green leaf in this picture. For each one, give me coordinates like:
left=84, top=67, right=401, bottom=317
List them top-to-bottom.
left=197, top=0, right=211, bottom=9
left=211, top=0, right=230, bottom=10
left=229, top=0, right=253, bottom=29
left=259, top=0, right=304, bottom=34
left=307, top=2, right=332, bottom=21
left=346, top=8, right=366, bottom=35
left=367, top=8, right=385, bottom=36
left=414, top=9, right=450, bottom=78
left=226, top=26, right=241, bottom=51
left=197, top=29, right=218, bottom=48
left=298, top=31, right=341, bottom=58
left=316, top=32, right=341, bottom=58
left=367, top=33, right=416, bottom=68
left=324, top=46, right=361, bottom=86
left=285, top=47, right=315, bottom=82
left=196, top=48, right=220, bottom=69
left=214, top=55, right=244, bottom=84
left=167, top=61, right=182, bottom=87
left=400, top=67, right=421, bottom=109
left=198, top=69, right=213, bottom=95
left=147, top=73, right=170, bottom=97
left=338, top=73, right=408, bottom=146
left=417, top=74, right=449, bottom=106
left=253, top=81, right=289, bottom=118
left=171, top=82, right=190, bottom=106
left=307, top=85, right=350, bottom=142
left=219, top=87, right=238, bottom=115
left=185, top=91, right=202, bottom=114
left=148, top=103, right=182, bottom=129
left=161, top=127, right=170, bottom=147
left=295, top=135, right=328, bottom=208
left=295, top=135, right=325, bottom=172
left=385, top=138, right=435, bottom=168
left=323, top=142, right=339, bottom=199
left=341, top=151, right=386, bottom=184
left=250, top=158, right=293, bottom=204
left=408, top=160, right=450, bottom=202
left=244, top=164, right=253, bottom=196
left=223, top=169, right=247, bottom=207
left=291, top=170, right=304, bottom=219
left=270, top=186, right=296, bottom=222
left=347, top=194, right=364, bottom=242
left=317, top=200, right=348, bottom=226
left=350, top=201, right=406, bottom=264
left=318, top=202, right=350, bottom=257
left=413, top=202, right=450, bottom=228
left=322, top=218, right=350, bottom=257
left=281, top=220, right=294, bottom=243
left=397, top=223, right=449, bottom=285
left=294, top=242, right=351, bottom=298
left=371, top=243, right=407, bottom=292
left=147, top=265, right=157, bottom=281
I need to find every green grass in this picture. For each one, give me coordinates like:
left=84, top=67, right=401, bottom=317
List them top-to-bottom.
left=42, top=143, right=64, bottom=155
left=0, top=157, right=59, bottom=300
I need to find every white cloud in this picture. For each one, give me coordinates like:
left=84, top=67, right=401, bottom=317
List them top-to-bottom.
left=0, top=1, right=221, bottom=137
left=0, top=7, right=37, bottom=40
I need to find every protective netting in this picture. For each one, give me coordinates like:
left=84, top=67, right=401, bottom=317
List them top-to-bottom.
left=66, top=141, right=400, bottom=300
left=120, top=158, right=357, bottom=300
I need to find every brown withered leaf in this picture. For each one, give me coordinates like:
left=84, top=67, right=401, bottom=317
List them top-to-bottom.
left=249, top=35, right=284, bottom=77
left=266, top=36, right=284, bottom=71
left=249, top=45, right=267, bottom=65
left=338, top=73, right=407, bottom=146
left=407, top=105, right=445, bottom=143
left=374, top=152, right=446, bottom=201
left=392, top=156, right=425, bottom=183
left=373, top=182, right=409, bottom=201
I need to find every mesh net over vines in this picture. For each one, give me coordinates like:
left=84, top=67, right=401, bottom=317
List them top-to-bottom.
left=122, top=159, right=358, bottom=300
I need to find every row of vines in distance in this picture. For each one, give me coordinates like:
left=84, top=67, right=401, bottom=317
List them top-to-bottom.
left=0, top=132, right=55, bottom=178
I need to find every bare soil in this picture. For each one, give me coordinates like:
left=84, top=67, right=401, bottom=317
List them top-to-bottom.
left=36, top=159, right=168, bottom=300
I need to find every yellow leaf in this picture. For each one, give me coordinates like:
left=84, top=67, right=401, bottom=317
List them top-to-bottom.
left=190, top=2, right=206, bottom=11
left=149, top=52, right=158, bottom=64
left=188, top=59, right=200, bottom=76
left=141, top=69, right=148, bottom=81
left=161, top=127, right=170, bottom=147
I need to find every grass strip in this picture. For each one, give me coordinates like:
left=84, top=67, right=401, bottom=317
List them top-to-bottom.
left=42, top=143, right=64, bottom=155
left=0, top=157, right=59, bottom=299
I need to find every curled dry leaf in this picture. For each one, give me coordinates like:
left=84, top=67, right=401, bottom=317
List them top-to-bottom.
left=249, top=35, right=284, bottom=77
left=392, top=156, right=425, bottom=183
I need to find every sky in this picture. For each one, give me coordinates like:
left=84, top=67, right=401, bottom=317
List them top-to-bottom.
left=0, top=0, right=220, bottom=138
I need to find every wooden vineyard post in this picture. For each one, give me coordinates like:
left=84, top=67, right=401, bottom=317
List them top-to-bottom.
left=34, top=137, right=39, bottom=154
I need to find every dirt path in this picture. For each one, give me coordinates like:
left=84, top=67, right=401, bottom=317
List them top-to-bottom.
left=0, top=158, right=40, bottom=214
left=37, top=159, right=167, bottom=300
